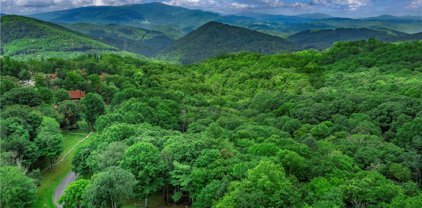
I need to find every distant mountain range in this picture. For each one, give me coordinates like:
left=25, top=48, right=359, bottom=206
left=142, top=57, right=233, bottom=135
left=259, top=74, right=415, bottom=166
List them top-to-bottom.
left=29, top=2, right=422, bottom=37
left=30, top=2, right=219, bottom=39
left=2, top=3, right=422, bottom=62
left=0, top=15, right=121, bottom=58
left=158, top=22, right=292, bottom=64
left=64, top=23, right=173, bottom=57
left=288, top=28, right=406, bottom=50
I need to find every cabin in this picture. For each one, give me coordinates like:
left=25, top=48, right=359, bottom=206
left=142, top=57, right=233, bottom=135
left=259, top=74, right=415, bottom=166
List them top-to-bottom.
left=68, top=90, right=85, bottom=100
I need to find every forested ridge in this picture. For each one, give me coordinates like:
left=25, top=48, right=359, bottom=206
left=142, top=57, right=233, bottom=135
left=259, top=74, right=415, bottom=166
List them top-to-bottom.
left=0, top=15, right=134, bottom=59
left=1, top=39, right=422, bottom=207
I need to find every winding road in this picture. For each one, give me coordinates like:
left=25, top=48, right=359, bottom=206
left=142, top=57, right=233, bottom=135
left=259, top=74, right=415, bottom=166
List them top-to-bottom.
left=52, top=132, right=93, bottom=208
left=53, top=172, right=77, bottom=208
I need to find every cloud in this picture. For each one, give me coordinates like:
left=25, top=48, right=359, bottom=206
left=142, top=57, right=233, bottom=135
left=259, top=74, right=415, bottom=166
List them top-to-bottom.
left=261, top=0, right=285, bottom=7
left=310, top=0, right=370, bottom=10
left=408, top=0, right=422, bottom=8
left=230, top=2, right=251, bottom=9
left=290, top=2, right=311, bottom=9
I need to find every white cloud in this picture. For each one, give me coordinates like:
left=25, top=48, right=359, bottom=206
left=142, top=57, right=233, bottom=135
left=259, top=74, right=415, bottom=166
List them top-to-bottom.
left=261, top=0, right=285, bottom=7
left=310, top=0, right=370, bottom=10
left=408, top=0, right=422, bottom=8
left=230, top=2, right=251, bottom=9
left=290, top=2, right=311, bottom=9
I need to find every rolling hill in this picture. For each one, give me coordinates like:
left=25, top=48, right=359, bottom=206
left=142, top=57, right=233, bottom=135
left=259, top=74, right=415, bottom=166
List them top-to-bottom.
left=29, top=2, right=422, bottom=38
left=30, top=2, right=220, bottom=39
left=0, top=15, right=120, bottom=59
left=311, top=17, right=422, bottom=34
left=158, top=21, right=293, bottom=64
left=64, top=23, right=174, bottom=57
left=288, top=28, right=407, bottom=49
left=392, top=32, right=422, bottom=42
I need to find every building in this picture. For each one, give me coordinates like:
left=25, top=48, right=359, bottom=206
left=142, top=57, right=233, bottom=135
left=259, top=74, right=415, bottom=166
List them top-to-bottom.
left=68, top=90, right=86, bottom=100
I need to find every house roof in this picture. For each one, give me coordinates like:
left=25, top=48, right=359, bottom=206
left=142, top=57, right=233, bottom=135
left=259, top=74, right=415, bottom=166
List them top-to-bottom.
left=68, top=90, right=85, bottom=99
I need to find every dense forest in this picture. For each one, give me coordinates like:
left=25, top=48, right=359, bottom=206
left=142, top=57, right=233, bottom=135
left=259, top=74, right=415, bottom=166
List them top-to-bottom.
left=0, top=16, right=122, bottom=59
left=1, top=39, right=421, bottom=207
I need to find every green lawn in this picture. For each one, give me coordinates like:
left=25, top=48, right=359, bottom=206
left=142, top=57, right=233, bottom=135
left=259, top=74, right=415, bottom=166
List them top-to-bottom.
left=34, top=122, right=91, bottom=208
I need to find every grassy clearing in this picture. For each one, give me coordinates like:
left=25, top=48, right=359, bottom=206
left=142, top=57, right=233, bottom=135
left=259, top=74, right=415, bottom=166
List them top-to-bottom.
left=34, top=122, right=91, bottom=208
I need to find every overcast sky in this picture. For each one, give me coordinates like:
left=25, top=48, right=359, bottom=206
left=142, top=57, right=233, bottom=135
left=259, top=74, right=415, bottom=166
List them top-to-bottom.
left=1, top=0, right=422, bottom=17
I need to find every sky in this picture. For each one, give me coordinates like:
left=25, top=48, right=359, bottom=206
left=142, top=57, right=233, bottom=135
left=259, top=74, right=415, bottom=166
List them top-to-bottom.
left=1, top=0, right=421, bottom=17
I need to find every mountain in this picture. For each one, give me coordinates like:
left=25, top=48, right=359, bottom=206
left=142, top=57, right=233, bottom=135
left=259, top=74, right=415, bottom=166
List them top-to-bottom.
left=29, top=2, right=422, bottom=38
left=30, top=2, right=221, bottom=39
left=297, top=13, right=333, bottom=19
left=0, top=15, right=122, bottom=59
left=364, top=15, right=422, bottom=21
left=312, top=17, right=422, bottom=34
left=158, top=22, right=293, bottom=64
left=64, top=23, right=174, bottom=57
left=288, top=28, right=406, bottom=50
left=392, top=32, right=422, bottom=42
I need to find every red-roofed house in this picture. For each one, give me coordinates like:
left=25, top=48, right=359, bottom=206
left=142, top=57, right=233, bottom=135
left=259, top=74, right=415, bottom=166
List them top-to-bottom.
left=68, top=90, right=85, bottom=100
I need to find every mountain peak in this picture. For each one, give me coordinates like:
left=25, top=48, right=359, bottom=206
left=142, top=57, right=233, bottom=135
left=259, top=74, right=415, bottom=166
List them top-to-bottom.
left=200, top=21, right=225, bottom=27
left=159, top=22, right=292, bottom=64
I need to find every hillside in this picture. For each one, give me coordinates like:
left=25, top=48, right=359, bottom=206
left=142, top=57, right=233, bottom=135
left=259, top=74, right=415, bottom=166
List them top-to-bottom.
left=30, top=2, right=220, bottom=39
left=29, top=3, right=422, bottom=38
left=0, top=15, right=119, bottom=58
left=312, top=17, right=422, bottom=34
left=158, top=21, right=293, bottom=64
left=64, top=23, right=174, bottom=57
left=288, top=28, right=406, bottom=49
left=393, top=32, right=422, bottom=42
left=2, top=40, right=421, bottom=208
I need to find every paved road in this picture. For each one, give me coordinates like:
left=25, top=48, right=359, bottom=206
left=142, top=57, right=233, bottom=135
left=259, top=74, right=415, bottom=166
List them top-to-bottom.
left=52, top=132, right=93, bottom=208
left=53, top=172, right=77, bottom=208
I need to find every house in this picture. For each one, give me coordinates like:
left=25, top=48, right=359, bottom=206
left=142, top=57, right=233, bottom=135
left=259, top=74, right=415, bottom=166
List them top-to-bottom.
left=68, top=90, right=86, bottom=100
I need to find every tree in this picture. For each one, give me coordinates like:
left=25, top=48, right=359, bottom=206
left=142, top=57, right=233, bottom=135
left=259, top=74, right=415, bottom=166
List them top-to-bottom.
left=0, top=56, right=24, bottom=77
left=18, top=69, right=31, bottom=82
left=0, top=76, right=18, bottom=95
left=1, top=87, right=43, bottom=107
left=37, top=87, right=54, bottom=104
left=55, top=88, right=70, bottom=103
left=81, top=93, right=105, bottom=130
left=58, top=100, right=82, bottom=129
left=1, top=105, right=43, bottom=139
left=394, top=117, right=422, bottom=154
left=0, top=118, right=39, bottom=167
left=35, top=130, right=63, bottom=170
left=93, top=142, right=127, bottom=172
left=121, top=142, right=165, bottom=207
left=72, top=146, right=94, bottom=177
left=277, top=149, right=307, bottom=180
left=215, top=160, right=302, bottom=208
left=387, top=163, right=411, bottom=182
left=0, top=166, right=36, bottom=208
left=83, top=167, right=136, bottom=208
left=340, top=171, right=403, bottom=207
left=59, top=179, right=90, bottom=208
left=193, top=180, right=228, bottom=208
